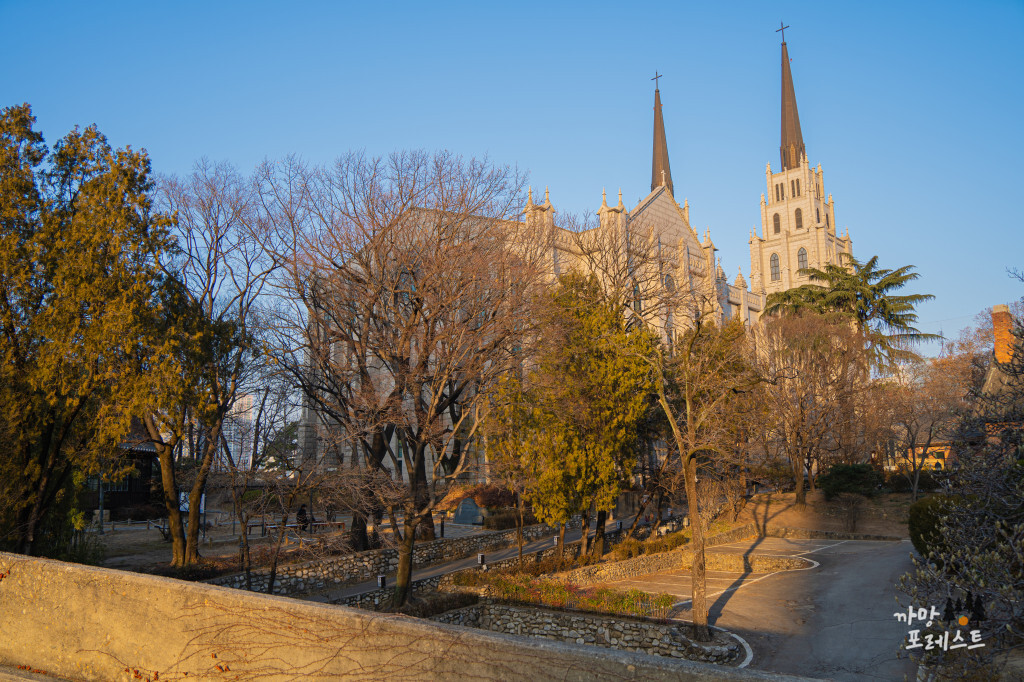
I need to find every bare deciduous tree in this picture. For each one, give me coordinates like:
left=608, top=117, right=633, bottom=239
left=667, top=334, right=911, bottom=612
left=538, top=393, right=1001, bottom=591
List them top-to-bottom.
left=271, top=151, right=547, bottom=605
left=146, top=159, right=280, bottom=567
left=751, top=313, right=870, bottom=506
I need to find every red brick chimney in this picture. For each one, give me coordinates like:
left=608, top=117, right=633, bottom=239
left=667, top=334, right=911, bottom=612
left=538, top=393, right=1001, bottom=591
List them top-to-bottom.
left=992, top=304, right=1014, bottom=364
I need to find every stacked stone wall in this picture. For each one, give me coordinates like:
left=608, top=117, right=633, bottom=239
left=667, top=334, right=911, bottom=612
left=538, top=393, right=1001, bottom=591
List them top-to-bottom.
left=208, top=522, right=559, bottom=595
left=557, top=524, right=760, bottom=585
left=763, top=526, right=901, bottom=542
left=332, top=528, right=629, bottom=609
left=431, top=602, right=740, bottom=665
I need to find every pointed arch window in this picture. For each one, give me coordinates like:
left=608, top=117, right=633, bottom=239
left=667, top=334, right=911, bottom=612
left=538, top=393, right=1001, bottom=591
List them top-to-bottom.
left=816, top=207, right=820, bottom=224
left=795, top=208, right=803, bottom=230
left=826, top=212, right=830, bottom=227
left=773, top=213, right=781, bottom=234
left=797, top=247, right=808, bottom=271
left=770, top=253, right=781, bottom=281
left=664, top=274, right=675, bottom=292
left=632, top=283, right=642, bottom=314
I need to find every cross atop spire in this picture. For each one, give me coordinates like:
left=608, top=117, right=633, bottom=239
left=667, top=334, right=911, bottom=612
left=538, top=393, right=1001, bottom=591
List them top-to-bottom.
left=776, top=21, right=789, bottom=43
left=779, top=31, right=806, bottom=170
left=651, top=71, right=663, bottom=90
left=651, top=83, right=674, bottom=195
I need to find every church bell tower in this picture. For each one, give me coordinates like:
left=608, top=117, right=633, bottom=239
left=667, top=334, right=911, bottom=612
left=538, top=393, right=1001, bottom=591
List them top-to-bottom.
left=749, top=28, right=852, bottom=296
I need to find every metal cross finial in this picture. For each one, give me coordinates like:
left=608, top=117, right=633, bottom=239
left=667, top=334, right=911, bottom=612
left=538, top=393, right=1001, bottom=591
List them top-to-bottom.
left=776, top=22, right=790, bottom=43
left=651, top=71, right=663, bottom=89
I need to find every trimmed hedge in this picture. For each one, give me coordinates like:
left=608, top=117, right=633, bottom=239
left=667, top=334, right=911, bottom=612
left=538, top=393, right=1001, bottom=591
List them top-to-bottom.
left=818, top=463, right=883, bottom=500
left=908, top=494, right=960, bottom=559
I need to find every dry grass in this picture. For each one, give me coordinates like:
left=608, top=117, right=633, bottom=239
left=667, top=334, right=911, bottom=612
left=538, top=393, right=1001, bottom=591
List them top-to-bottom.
left=734, top=490, right=913, bottom=537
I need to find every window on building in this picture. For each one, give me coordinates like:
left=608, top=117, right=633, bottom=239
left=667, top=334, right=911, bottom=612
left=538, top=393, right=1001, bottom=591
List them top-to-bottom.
left=796, top=179, right=800, bottom=196
left=791, top=180, right=796, bottom=197
left=816, top=207, right=820, bottom=223
left=795, top=208, right=803, bottom=230
left=826, top=212, right=830, bottom=227
left=773, top=213, right=781, bottom=234
left=797, top=247, right=808, bottom=271
left=770, top=253, right=780, bottom=281
left=664, top=274, right=675, bottom=292
left=632, top=284, right=642, bottom=314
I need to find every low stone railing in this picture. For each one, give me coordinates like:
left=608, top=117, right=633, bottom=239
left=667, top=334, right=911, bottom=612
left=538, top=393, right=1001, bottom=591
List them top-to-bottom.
left=2, top=551, right=791, bottom=681
left=432, top=602, right=741, bottom=665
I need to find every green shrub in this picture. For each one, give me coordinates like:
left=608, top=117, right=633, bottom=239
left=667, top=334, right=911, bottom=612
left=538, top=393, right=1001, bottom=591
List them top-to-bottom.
left=818, top=463, right=883, bottom=500
left=884, top=470, right=939, bottom=494
left=884, top=473, right=912, bottom=493
left=908, top=494, right=960, bottom=559
left=483, top=509, right=537, bottom=530
left=610, top=530, right=689, bottom=561
left=391, top=591, right=478, bottom=618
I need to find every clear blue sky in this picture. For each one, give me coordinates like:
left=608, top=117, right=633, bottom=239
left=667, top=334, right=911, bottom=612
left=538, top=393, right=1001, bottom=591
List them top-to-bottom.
left=3, top=0, right=1022, bottom=350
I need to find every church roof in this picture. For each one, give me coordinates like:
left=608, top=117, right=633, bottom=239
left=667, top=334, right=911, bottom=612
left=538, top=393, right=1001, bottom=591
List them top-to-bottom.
left=780, top=41, right=806, bottom=170
left=651, top=87, right=674, bottom=195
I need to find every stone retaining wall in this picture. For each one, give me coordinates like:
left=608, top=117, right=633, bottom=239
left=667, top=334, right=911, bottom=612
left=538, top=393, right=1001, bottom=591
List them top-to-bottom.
left=208, top=521, right=559, bottom=594
left=558, top=524, right=759, bottom=586
left=763, top=526, right=902, bottom=542
left=332, top=528, right=628, bottom=609
left=431, top=602, right=740, bottom=665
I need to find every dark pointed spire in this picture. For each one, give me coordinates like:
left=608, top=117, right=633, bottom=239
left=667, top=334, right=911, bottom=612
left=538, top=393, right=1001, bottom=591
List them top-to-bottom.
left=780, top=39, right=806, bottom=170
left=651, top=83, right=674, bottom=195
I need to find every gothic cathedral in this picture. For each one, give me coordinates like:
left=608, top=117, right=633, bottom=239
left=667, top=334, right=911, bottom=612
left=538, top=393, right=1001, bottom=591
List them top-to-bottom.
left=748, top=37, right=853, bottom=298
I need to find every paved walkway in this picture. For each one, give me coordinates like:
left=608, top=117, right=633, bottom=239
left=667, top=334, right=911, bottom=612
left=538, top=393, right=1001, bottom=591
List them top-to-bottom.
left=304, top=520, right=623, bottom=604
left=600, top=536, right=916, bottom=681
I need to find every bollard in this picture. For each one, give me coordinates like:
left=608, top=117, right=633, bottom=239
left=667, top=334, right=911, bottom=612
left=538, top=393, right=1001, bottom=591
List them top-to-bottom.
left=617, top=520, right=622, bottom=531
left=553, top=537, right=557, bottom=547
left=477, top=553, right=485, bottom=565
left=377, top=575, right=386, bottom=588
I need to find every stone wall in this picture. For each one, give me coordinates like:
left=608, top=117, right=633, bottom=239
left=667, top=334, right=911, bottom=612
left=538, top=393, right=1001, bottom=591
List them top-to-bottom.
left=208, top=521, right=559, bottom=595
left=558, top=524, right=760, bottom=586
left=763, top=526, right=902, bottom=542
left=331, top=528, right=629, bottom=610
left=0, top=551, right=809, bottom=681
left=432, top=602, right=740, bottom=665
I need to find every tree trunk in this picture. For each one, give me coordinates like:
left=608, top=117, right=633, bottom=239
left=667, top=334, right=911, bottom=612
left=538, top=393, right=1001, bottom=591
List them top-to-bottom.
left=184, top=424, right=222, bottom=564
left=151, top=434, right=186, bottom=567
left=685, top=456, right=711, bottom=642
left=793, top=457, right=807, bottom=507
left=229, top=485, right=253, bottom=590
left=516, top=493, right=525, bottom=568
left=591, top=509, right=607, bottom=556
left=266, top=510, right=289, bottom=595
left=579, top=510, right=590, bottom=557
left=350, top=512, right=370, bottom=551
left=392, top=515, right=418, bottom=607
left=556, top=523, right=566, bottom=569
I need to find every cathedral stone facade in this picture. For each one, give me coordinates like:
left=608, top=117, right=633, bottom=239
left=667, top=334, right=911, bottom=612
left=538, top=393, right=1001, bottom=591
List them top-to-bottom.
left=536, top=36, right=852, bottom=334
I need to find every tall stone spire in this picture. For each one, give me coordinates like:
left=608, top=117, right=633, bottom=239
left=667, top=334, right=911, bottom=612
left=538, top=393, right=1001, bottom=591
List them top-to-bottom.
left=779, top=39, right=806, bottom=170
left=651, top=85, right=674, bottom=195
